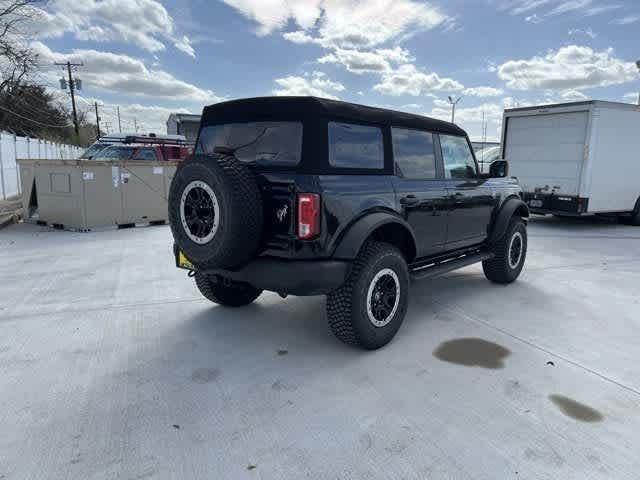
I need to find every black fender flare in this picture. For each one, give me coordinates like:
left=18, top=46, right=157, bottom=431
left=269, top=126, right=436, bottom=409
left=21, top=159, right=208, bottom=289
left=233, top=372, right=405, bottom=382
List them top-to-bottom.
left=489, top=197, right=530, bottom=243
left=332, top=212, right=418, bottom=261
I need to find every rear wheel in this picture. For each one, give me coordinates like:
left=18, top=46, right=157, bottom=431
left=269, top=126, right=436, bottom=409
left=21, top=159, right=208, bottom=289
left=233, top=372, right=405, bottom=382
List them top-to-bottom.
left=483, top=218, right=527, bottom=284
left=327, top=242, right=409, bottom=350
left=194, top=272, right=262, bottom=307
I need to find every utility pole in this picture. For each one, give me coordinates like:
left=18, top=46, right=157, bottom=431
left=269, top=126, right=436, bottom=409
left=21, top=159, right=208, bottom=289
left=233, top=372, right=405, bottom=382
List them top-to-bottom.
left=636, top=60, right=640, bottom=106
left=55, top=61, right=83, bottom=137
left=447, top=95, right=463, bottom=124
left=94, top=102, right=101, bottom=139
left=116, top=106, right=122, bottom=133
left=134, top=118, right=138, bottom=133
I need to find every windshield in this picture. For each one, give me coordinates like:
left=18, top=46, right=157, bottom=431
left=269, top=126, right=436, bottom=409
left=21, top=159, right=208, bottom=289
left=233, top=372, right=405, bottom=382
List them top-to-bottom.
left=196, top=122, right=302, bottom=166
left=80, top=143, right=110, bottom=159
left=94, top=146, right=136, bottom=161
left=477, top=146, right=500, bottom=162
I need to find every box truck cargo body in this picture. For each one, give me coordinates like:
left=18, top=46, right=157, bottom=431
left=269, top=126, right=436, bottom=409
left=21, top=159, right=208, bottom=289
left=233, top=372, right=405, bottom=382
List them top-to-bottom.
left=500, top=101, right=640, bottom=217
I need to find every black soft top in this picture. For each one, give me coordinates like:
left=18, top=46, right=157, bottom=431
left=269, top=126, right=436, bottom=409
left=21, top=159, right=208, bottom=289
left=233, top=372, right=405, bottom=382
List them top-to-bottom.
left=201, top=96, right=465, bottom=136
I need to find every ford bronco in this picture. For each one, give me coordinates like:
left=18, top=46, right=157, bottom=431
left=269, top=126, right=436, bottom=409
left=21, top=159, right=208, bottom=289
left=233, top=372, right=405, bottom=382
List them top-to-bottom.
left=168, top=97, right=529, bottom=349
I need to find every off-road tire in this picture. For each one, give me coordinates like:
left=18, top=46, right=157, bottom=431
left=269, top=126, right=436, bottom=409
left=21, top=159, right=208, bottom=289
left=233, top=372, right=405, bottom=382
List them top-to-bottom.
left=168, top=154, right=263, bottom=270
left=483, top=217, right=527, bottom=284
left=327, top=242, right=409, bottom=350
left=194, top=272, right=262, bottom=307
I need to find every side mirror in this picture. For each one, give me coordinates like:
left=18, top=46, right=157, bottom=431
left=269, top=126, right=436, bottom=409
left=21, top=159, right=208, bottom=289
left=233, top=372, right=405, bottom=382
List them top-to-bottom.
left=489, top=160, right=508, bottom=178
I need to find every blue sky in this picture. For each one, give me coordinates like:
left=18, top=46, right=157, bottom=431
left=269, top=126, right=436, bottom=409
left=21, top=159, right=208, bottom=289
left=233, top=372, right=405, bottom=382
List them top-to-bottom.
left=32, top=0, right=640, bottom=140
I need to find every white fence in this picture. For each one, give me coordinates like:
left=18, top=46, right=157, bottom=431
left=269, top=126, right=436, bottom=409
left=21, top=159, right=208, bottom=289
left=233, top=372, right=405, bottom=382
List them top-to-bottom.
left=0, top=131, right=83, bottom=199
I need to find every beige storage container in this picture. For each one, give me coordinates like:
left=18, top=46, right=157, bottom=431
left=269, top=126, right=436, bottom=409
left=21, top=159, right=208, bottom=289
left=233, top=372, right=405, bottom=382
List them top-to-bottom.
left=16, top=158, right=178, bottom=231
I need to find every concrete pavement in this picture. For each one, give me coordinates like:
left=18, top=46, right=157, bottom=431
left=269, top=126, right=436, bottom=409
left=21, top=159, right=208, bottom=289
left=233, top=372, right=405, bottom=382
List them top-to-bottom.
left=1, top=216, right=639, bottom=479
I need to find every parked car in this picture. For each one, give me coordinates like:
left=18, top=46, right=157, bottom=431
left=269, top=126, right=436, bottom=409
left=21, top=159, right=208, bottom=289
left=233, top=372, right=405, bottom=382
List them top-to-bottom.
left=168, top=97, right=529, bottom=349
left=502, top=100, right=640, bottom=224
left=81, top=133, right=191, bottom=162
left=91, top=143, right=191, bottom=162
left=475, top=146, right=500, bottom=174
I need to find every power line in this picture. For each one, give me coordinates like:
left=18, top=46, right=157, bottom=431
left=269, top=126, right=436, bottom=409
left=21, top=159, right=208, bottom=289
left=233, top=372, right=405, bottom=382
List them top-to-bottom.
left=0, top=104, right=72, bottom=128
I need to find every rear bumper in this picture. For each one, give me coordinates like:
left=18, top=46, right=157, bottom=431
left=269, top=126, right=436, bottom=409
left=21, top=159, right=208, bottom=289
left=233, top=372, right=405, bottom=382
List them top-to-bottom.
left=523, top=193, right=589, bottom=215
left=175, top=246, right=349, bottom=296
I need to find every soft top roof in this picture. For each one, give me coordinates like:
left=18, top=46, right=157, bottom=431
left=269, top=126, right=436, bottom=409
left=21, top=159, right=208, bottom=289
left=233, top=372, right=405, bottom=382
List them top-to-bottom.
left=201, top=96, right=466, bottom=136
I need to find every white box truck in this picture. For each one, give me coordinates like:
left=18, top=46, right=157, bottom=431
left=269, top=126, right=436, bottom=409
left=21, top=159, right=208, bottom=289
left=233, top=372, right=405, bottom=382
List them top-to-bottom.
left=500, top=101, right=640, bottom=223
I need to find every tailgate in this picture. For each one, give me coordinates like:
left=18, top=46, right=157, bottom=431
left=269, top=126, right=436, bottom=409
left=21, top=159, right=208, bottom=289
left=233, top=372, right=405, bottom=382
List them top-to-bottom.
left=256, top=174, right=297, bottom=253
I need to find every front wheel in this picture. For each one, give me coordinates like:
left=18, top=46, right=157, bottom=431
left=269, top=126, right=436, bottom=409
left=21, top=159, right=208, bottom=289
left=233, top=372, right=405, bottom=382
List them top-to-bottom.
left=483, top=218, right=527, bottom=284
left=327, top=242, right=409, bottom=350
left=194, top=272, right=262, bottom=307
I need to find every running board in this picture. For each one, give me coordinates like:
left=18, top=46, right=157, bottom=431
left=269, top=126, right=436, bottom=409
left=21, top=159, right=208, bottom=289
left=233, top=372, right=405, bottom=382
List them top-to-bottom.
left=410, top=251, right=494, bottom=281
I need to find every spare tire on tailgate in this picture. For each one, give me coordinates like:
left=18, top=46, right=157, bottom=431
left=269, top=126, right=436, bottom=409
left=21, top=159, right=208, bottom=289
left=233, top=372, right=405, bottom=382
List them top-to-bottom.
left=168, top=153, right=263, bottom=270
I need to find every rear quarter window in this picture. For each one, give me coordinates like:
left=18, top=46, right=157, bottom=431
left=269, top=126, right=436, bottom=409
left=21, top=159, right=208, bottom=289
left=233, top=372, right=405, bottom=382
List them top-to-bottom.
left=328, top=122, right=384, bottom=169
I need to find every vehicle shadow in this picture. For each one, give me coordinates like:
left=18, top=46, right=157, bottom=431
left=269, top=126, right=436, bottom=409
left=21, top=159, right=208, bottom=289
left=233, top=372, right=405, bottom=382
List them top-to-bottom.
left=528, top=214, right=640, bottom=239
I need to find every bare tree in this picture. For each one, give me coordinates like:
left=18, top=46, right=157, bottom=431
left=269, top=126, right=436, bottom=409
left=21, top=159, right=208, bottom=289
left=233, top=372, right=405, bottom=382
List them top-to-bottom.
left=0, top=0, right=40, bottom=92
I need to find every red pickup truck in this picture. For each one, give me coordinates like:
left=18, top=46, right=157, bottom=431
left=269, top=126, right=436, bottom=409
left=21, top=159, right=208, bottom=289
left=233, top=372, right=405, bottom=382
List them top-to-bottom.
left=81, top=134, right=192, bottom=162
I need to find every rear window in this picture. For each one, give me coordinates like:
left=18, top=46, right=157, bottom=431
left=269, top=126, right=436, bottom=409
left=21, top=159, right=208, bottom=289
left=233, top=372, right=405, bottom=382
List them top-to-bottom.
left=197, top=122, right=302, bottom=166
left=328, top=122, right=384, bottom=169
left=80, top=143, right=109, bottom=159
left=94, top=146, right=136, bottom=161
left=133, top=148, right=159, bottom=161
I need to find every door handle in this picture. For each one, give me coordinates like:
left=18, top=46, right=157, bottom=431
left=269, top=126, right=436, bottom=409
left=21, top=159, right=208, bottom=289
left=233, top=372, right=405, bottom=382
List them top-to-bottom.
left=452, top=192, right=464, bottom=205
left=400, top=195, right=419, bottom=206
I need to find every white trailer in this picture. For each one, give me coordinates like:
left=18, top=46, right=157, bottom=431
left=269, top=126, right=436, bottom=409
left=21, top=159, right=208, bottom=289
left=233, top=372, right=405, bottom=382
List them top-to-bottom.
left=500, top=101, right=640, bottom=223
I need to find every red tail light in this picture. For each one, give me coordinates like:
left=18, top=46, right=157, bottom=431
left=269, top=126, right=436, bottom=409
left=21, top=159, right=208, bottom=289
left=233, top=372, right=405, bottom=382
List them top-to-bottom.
left=298, top=193, right=320, bottom=239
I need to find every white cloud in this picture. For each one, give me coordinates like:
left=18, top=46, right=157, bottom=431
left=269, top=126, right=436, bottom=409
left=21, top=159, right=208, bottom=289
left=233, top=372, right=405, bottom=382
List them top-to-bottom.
left=32, top=0, right=195, bottom=57
left=225, top=0, right=448, bottom=49
left=503, top=0, right=621, bottom=18
left=612, top=14, right=640, bottom=25
left=568, top=27, right=597, bottom=38
left=282, top=30, right=317, bottom=44
left=174, top=36, right=196, bottom=58
left=32, top=42, right=222, bottom=103
left=497, top=45, right=638, bottom=91
left=318, top=47, right=411, bottom=74
left=373, top=64, right=464, bottom=96
left=273, top=72, right=345, bottom=99
left=463, top=86, right=504, bottom=97
left=557, top=89, right=589, bottom=101
left=623, top=92, right=639, bottom=104
left=427, top=96, right=532, bottom=141
left=81, top=101, right=193, bottom=134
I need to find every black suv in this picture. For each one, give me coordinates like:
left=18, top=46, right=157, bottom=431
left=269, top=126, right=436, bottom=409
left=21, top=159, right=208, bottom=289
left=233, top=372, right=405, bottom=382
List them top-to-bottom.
left=169, top=97, right=529, bottom=349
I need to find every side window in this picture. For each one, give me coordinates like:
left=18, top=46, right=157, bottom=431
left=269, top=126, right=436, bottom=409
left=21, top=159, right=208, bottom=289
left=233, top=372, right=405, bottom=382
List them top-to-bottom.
left=328, top=122, right=384, bottom=169
left=392, top=128, right=436, bottom=179
left=440, top=135, right=477, bottom=179
left=133, top=148, right=159, bottom=161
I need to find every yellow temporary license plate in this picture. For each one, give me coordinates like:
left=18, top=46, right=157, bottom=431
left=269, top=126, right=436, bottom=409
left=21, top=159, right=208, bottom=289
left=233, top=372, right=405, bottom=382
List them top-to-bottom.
left=177, top=250, right=194, bottom=270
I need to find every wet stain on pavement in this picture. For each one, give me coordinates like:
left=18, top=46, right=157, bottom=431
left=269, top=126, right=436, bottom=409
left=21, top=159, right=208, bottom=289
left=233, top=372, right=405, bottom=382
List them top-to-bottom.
left=433, top=338, right=510, bottom=369
left=190, top=368, right=220, bottom=384
left=549, top=394, right=603, bottom=423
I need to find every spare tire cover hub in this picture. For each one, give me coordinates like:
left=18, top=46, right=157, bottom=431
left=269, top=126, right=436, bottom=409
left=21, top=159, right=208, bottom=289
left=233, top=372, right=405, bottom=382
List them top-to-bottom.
left=180, top=180, right=220, bottom=244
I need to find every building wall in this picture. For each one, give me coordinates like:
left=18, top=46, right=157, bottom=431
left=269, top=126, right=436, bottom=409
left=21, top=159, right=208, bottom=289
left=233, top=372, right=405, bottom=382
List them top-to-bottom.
left=166, top=116, right=179, bottom=136
left=178, top=121, right=200, bottom=142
